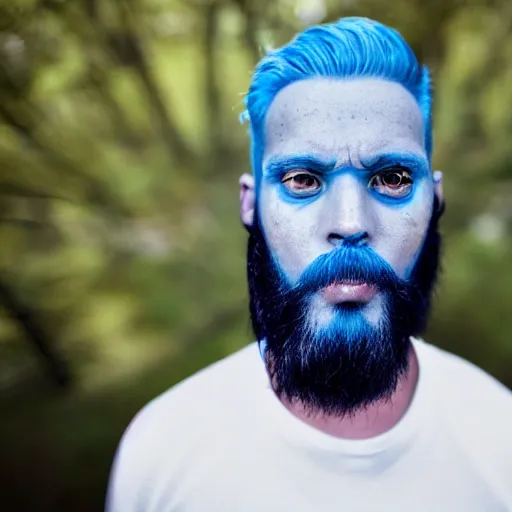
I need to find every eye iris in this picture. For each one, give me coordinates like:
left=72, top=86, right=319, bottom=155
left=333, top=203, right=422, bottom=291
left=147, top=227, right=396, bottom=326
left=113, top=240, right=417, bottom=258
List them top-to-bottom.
left=369, top=168, right=413, bottom=198
left=382, top=172, right=403, bottom=188
left=294, top=175, right=316, bottom=188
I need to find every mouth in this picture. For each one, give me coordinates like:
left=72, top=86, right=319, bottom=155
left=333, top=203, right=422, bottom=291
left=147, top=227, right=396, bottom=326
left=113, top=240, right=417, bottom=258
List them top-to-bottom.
left=322, top=280, right=378, bottom=306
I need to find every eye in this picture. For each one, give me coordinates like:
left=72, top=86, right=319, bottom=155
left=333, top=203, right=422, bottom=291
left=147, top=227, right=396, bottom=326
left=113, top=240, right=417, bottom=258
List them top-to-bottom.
left=369, top=168, right=413, bottom=198
left=282, top=170, right=322, bottom=196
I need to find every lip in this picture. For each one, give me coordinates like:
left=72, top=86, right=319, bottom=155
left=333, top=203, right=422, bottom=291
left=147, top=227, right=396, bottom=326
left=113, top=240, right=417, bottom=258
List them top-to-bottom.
left=322, top=281, right=378, bottom=305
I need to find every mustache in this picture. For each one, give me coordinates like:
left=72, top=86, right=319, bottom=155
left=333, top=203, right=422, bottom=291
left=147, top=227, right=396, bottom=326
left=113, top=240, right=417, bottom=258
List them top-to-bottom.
left=293, top=244, right=405, bottom=295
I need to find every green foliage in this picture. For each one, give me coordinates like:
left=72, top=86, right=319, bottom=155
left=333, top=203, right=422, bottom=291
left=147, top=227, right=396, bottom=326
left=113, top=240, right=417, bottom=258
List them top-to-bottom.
left=1, top=0, right=511, bottom=509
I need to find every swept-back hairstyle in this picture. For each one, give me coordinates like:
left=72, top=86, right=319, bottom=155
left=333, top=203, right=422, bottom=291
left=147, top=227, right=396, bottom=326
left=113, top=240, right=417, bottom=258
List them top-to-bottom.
left=242, top=17, right=432, bottom=185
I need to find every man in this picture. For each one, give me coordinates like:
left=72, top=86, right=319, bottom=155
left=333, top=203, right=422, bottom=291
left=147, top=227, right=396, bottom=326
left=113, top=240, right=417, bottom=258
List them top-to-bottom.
left=107, top=17, right=512, bottom=511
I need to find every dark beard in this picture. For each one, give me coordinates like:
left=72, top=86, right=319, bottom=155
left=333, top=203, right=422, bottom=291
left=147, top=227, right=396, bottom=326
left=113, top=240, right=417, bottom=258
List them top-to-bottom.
left=247, top=196, right=442, bottom=417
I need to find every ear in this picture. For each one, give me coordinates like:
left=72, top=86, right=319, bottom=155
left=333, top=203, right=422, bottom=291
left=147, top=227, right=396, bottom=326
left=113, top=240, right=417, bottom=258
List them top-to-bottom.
left=433, top=170, right=444, bottom=214
left=239, top=173, right=255, bottom=228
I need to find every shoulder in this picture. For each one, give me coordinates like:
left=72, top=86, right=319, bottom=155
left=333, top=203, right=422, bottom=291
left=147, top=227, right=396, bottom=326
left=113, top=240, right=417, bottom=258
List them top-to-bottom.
left=416, top=339, right=512, bottom=488
left=417, top=339, right=512, bottom=414
left=106, top=342, right=263, bottom=511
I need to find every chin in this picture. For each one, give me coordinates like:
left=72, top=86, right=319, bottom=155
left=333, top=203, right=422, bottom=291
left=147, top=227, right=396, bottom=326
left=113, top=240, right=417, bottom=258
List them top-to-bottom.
left=309, top=292, right=386, bottom=330
left=308, top=304, right=393, bottom=357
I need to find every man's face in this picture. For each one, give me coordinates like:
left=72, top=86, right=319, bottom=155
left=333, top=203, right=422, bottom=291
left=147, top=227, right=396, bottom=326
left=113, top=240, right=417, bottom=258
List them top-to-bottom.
left=241, top=77, right=442, bottom=416
left=259, top=78, right=434, bottom=315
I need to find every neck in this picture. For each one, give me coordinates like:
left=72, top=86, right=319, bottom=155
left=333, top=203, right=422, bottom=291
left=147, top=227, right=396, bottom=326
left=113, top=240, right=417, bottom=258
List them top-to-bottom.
left=270, top=341, right=419, bottom=440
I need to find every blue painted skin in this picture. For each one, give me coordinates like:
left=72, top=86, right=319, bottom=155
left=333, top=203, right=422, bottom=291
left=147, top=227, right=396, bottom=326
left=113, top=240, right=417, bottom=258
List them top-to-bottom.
left=256, top=78, right=437, bottom=329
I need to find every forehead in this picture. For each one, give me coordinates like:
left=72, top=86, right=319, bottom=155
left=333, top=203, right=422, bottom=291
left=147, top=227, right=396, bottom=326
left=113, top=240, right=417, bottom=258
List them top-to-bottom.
left=262, top=78, right=426, bottom=168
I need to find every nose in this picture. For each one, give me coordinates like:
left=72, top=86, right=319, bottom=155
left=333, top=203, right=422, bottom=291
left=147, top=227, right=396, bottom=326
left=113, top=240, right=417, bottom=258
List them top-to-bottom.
left=323, top=174, right=370, bottom=248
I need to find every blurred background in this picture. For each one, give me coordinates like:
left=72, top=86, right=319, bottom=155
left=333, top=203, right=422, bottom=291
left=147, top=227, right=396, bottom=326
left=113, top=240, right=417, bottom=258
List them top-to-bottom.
left=1, top=0, right=511, bottom=510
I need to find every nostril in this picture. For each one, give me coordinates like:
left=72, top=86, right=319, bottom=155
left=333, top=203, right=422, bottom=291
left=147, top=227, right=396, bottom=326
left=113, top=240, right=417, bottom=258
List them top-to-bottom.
left=328, top=233, right=344, bottom=247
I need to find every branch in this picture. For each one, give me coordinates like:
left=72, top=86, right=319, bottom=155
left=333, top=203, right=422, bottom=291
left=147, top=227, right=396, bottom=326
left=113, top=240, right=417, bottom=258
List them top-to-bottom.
left=109, top=0, right=195, bottom=164
left=203, top=0, right=223, bottom=171
left=231, top=0, right=261, bottom=64
left=0, top=102, right=130, bottom=215
left=0, top=273, right=71, bottom=388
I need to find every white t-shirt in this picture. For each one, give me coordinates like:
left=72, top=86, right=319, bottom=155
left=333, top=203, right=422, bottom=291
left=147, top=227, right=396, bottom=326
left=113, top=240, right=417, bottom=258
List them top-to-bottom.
left=107, top=339, right=512, bottom=511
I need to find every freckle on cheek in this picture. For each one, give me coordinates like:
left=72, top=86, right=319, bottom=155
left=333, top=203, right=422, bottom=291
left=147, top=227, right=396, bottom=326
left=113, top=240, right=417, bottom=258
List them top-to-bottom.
left=405, top=213, right=418, bottom=229
left=270, top=214, right=282, bottom=231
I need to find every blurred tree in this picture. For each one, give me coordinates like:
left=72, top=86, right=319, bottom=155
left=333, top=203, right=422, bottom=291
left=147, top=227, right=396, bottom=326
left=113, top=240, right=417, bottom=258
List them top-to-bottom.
left=0, top=272, right=70, bottom=387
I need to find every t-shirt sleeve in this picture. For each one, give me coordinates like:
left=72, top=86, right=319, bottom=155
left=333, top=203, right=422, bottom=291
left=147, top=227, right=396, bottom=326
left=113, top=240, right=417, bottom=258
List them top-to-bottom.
left=105, top=404, right=163, bottom=512
left=106, top=425, right=147, bottom=511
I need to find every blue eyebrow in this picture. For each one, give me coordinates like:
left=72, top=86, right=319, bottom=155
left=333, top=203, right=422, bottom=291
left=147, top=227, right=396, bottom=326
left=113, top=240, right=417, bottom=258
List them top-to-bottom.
left=263, top=151, right=429, bottom=182
left=360, top=152, right=429, bottom=174
left=263, top=154, right=338, bottom=179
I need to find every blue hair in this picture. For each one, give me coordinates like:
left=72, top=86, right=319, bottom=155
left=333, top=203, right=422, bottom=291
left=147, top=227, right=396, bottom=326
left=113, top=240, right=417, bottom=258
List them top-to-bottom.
left=242, top=17, right=432, bottom=183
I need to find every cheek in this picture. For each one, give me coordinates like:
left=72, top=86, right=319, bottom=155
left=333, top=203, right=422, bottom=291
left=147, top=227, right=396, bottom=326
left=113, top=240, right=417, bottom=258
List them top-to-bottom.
left=258, top=186, right=321, bottom=283
left=373, top=186, right=433, bottom=278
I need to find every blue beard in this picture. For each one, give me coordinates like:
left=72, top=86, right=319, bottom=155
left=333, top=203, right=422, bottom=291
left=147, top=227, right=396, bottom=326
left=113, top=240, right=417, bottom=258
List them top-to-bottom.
left=247, top=197, right=442, bottom=417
